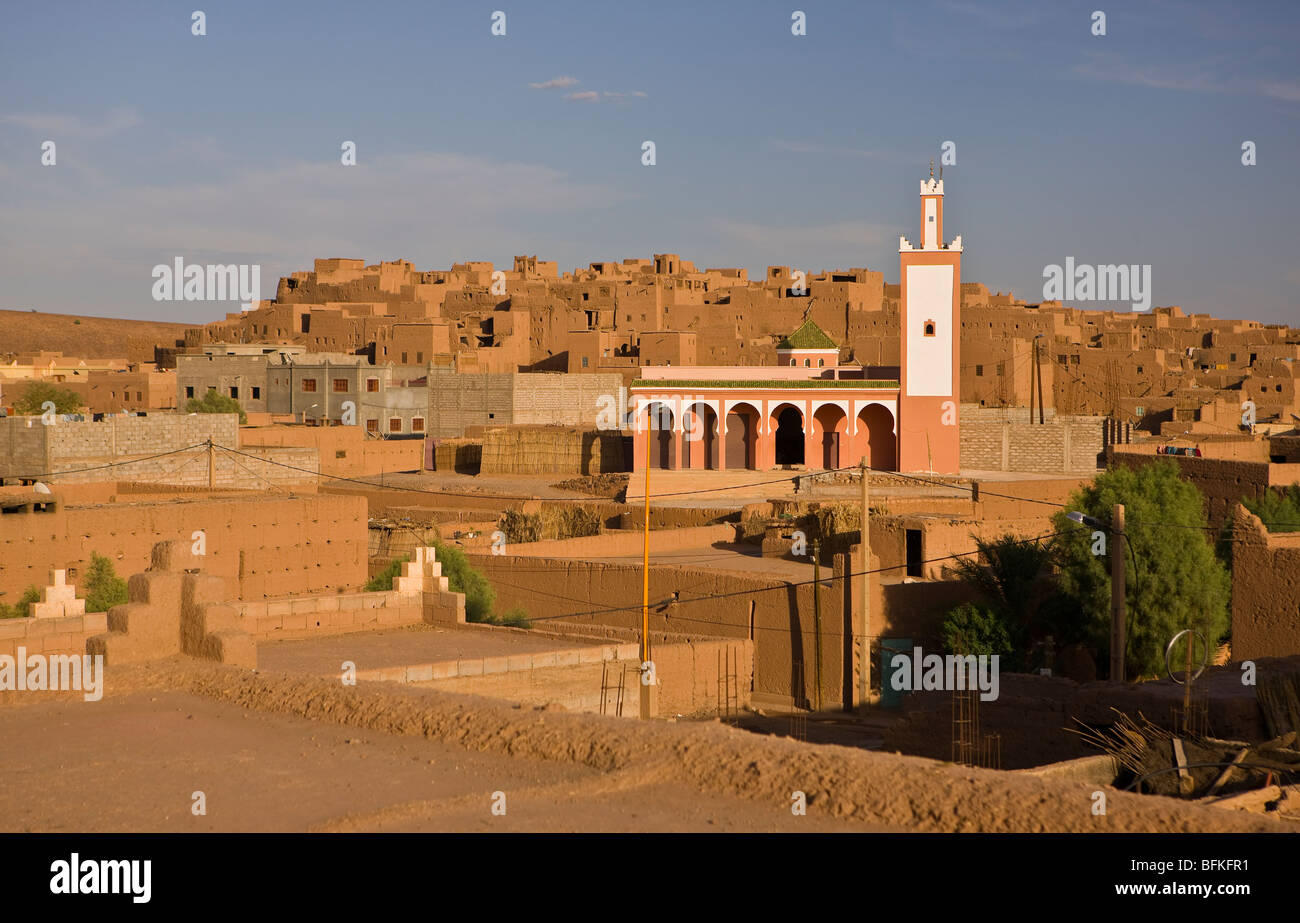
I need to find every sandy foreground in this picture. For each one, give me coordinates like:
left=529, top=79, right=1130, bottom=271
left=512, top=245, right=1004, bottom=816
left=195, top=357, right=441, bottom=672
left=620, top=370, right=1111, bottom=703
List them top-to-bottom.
left=0, top=659, right=1283, bottom=834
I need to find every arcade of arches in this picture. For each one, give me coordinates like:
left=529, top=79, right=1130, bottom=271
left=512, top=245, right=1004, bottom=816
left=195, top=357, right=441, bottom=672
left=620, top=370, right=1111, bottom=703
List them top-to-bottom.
left=635, top=400, right=897, bottom=472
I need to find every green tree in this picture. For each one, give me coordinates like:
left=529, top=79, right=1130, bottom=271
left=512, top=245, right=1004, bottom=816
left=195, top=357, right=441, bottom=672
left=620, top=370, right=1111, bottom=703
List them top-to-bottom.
left=14, top=382, right=83, bottom=415
left=186, top=388, right=247, bottom=423
left=1051, top=460, right=1230, bottom=680
left=1243, top=485, right=1300, bottom=533
left=948, top=533, right=1057, bottom=658
left=82, top=553, right=129, bottom=613
left=941, top=603, right=1013, bottom=658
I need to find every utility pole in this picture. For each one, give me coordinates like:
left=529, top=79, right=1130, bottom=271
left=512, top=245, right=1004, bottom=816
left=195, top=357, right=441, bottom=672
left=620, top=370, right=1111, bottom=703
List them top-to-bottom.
left=1034, top=336, right=1046, bottom=425
left=640, top=411, right=653, bottom=720
left=207, top=437, right=215, bottom=490
left=858, top=458, right=871, bottom=709
left=1110, top=503, right=1126, bottom=682
left=812, top=538, right=822, bottom=713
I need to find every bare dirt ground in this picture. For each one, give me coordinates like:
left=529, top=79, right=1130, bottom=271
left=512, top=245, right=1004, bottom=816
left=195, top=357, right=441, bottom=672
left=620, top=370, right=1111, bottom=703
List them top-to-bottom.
left=257, top=624, right=601, bottom=676
left=0, top=659, right=1283, bottom=833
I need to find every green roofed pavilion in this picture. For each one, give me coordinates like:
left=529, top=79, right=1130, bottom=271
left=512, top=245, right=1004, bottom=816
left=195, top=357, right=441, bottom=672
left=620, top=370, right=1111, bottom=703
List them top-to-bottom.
left=776, top=318, right=838, bottom=350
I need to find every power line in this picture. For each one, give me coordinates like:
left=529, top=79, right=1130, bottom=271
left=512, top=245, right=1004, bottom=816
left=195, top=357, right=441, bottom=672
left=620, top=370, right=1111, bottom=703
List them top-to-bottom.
left=7, top=442, right=211, bottom=482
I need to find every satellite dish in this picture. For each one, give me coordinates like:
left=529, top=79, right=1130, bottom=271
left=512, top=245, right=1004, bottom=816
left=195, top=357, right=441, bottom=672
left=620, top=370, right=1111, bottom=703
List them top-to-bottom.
left=33, top=482, right=51, bottom=495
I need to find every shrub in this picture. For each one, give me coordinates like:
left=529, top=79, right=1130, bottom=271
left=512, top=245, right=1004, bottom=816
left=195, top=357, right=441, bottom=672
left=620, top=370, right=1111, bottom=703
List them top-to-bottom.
left=186, top=388, right=247, bottom=423
left=82, top=553, right=129, bottom=614
left=364, top=555, right=407, bottom=592
left=0, top=586, right=41, bottom=619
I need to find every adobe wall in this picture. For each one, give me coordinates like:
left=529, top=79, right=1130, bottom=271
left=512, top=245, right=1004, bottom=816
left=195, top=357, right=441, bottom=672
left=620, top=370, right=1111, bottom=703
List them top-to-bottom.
left=239, top=425, right=424, bottom=478
left=0, top=494, right=368, bottom=603
left=1229, top=506, right=1300, bottom=660
left=500, top=523, right=735, bottom=558
left=470, top=555, right=845, bottom=710
left=374, top=637, right=752, bottom=718
left=881, top=658, right=1293, bottom=769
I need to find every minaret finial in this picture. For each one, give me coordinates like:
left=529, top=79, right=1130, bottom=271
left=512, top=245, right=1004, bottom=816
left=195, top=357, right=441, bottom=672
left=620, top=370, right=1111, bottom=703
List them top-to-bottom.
left=929, top=158, right=934, bottom=179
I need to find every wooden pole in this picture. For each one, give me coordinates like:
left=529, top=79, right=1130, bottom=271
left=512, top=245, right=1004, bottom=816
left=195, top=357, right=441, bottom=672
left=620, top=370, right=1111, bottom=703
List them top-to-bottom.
left=1035, top=339, right=1046, bottom=425
left=640, top=411, right=653, bottom=720
left=642, top=419, right=650, bottom=665
left=207, top=437, right=215, bottom=490
left=858, top=458, right=870, bottom=709
left=1110, top=503, right=1126, bottom=682
left=813, top=538, right=822, bottom=713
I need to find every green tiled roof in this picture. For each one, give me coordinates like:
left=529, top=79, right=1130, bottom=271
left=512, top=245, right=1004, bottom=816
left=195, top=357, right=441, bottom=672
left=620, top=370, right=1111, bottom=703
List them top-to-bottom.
left=776, top=319, right=838, bottom=350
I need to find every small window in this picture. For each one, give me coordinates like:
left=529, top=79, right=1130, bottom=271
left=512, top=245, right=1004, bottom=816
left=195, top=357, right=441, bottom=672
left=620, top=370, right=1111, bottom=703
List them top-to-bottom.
left=923, top=320, right=935, bottom=337
left=416, top=352, right=423, bottom=363
left=581, top=356, right=589, bottom=368
left=803, top=358, right=811, bottom=367
left=818, top=358, right=825, bottom=368
left=789, top=359, right=795, bottom=367
left=975, top=365, right=984, bottom=377
left=1136, top=367, right=1143, bottom=374
left=366, top=378, right=380, bottom=393
left=302, top=379, right=317, bottom=392
left=333, top=379, right=348, bottom=393
left=185, top=386, right=195, bottom=399
left=251, top=386, right=260, bottom=400
left=229, top=387, right=238, bottom=399
left=136, top=391, right=143, bottom=401
left=389, top=418, right=402, bottom=433
left=412, top=418, right=425, bottom=433
left=366, top=419, right=378, bottom=433
left=335, top=450, right=347, bottom=459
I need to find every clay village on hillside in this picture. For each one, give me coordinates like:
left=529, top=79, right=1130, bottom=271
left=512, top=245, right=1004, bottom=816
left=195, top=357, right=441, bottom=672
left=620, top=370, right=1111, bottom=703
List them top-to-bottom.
left=1, top=174, right=1299, bottom=838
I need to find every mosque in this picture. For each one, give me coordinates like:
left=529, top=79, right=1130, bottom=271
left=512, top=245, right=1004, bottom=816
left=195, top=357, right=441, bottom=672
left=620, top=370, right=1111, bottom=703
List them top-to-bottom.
left=630, top=172, right=962, bottom=475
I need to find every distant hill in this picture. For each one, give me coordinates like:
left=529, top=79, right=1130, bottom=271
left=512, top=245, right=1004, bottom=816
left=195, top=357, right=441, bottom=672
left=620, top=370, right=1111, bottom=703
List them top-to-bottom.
left=0, top=310, right=190, bottom=362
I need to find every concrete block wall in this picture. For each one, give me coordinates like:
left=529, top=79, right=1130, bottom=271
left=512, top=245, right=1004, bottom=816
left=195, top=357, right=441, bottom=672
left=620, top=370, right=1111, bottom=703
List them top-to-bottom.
left=427, top=371, right=515, bottom=438
left=511, top=373, right=623, bottom=428
left=47, top=414, right=239, bottom=460
left=0, top=418, right=49, bottom=479
left=960, top=419, right=1103, bottom=473
left=238, top=591, right=425, bottom=639
left=0, top=611, right=108, bottom=658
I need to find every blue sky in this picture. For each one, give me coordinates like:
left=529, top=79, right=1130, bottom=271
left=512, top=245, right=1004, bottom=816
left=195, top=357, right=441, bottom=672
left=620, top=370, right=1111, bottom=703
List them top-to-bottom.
left=1, top=0, right=1297, bottom=325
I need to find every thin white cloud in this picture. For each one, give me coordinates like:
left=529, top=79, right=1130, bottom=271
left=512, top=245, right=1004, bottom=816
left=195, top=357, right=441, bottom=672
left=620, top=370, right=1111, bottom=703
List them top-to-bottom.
left=1074, top=52, right=1300, bottom=103
left=529, top=76, right=580, bottom=90
left=564, top=90, right=648, bottom=103
left=0, top=107, right=141, bottom=139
